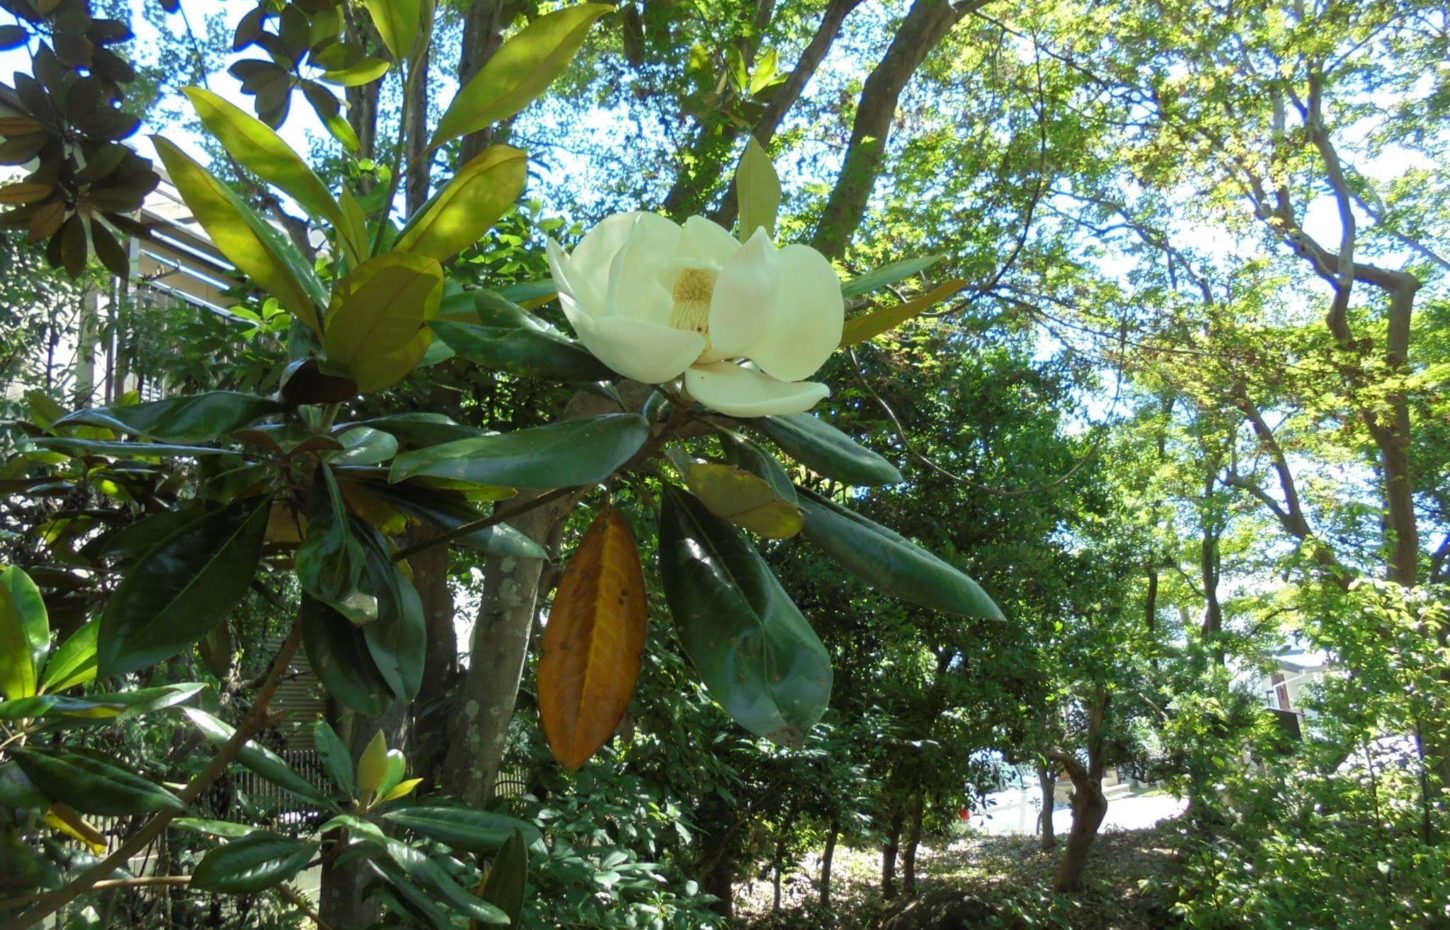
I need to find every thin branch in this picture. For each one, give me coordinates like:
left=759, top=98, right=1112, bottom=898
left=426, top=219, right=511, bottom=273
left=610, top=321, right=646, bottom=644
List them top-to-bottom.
left=390, top=484, right=582, bottom=562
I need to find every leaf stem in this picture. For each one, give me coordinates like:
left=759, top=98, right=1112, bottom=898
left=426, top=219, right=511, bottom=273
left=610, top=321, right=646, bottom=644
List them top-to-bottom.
left=0, top=622, right=305, bottom=930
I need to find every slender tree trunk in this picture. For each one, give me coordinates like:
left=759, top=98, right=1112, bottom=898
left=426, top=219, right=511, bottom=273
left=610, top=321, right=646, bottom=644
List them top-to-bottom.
left=457, top=0, right=525, bottom=165
left=811, top=0, right=981, bottom=260
left=403, top=54, right=431, bottom=215
left=438, top=492, right=569, bottom=805
left=407, top=526, right=458, bottom=785
left=1049, top=687, right=1110, bottom=893
left=1037, top=763, right=1057, bottom=851
left=902, top=789, right=926, bottom=896
left=695, top=793, right=738, bottom=919
left=881, top=803, right=904, bottom=900
left=819, top=815, right=839, bottom=908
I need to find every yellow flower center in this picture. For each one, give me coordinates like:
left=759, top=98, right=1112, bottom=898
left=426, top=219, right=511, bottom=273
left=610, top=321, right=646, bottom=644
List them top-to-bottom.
left=668, top=266, right=717, bottom=338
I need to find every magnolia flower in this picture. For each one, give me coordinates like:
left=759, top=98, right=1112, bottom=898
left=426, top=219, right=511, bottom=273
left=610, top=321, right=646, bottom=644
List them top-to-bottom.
left=546, top=212, right=843, bottom=418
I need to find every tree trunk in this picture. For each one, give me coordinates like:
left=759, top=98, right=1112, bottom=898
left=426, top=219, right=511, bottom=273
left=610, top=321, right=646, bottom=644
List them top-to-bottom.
left=457, top=0, right=526, bottom=165
left=811, top=0, right=978, bottom=260
left=403, top=54, right=431, bottom=215
left=438, top=491, right=571, bottom=805
left=406, top=525, right=458, bottom=786
left=1051, top=761, right=1107, bottom=893
left=1037, top=763, right=1057, bottom=851
left=902, top=789, right=925, bottom=896
left=694, top=793, right=738, bottom=919
left=772, top=803, right=796, bottom=913
left=880, top=803, right=904, bottom=900
left=819, top=815, right=839, bottom=908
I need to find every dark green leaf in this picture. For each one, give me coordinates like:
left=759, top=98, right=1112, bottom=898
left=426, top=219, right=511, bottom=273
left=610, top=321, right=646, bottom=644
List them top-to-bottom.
left=429, top=290, right=612, bottom=382
left=54, top=392, right=282, bottom=443
left=754, top=413, right=902, bottom=486
left=389, top=414, right=649, bottom=491
left=29, top=437, right=238, bottom=459
left=296, top=468, right=369, bottom=621
left=363, top=482, right=546, bottom=559
left=658, top=485, right=831, bottom=747
left=797, top=488, right=1003, bottom=620
left=98, top=496, right=271, bottom=678
left=356, top=523, right=425, bottom=703
left=301, top=595, right=392, bottom=717
left=38, top=619, right=98, bottom=693
left=183, top=708, right=331, bottom=805
left=314, top=719, right=355, bottom=797
left=13, top=750, right=182, bottom=816
left=383, top=806, right=544, bottom=854
left=481, top=829, right=529, bottom=926
left=191, top=831, right=317, bottom=893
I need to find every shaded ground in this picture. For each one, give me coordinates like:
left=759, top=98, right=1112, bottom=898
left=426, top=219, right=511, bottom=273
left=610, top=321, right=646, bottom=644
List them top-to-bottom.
left=736, top=821, right=1184, bottom=930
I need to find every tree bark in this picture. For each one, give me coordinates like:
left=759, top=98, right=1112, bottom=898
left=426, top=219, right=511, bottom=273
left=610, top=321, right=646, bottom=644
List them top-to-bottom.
left=456, top=0, right=526, bottom=165
left=811, top=0, right=981, bottom=260
left=403, top=54, right=431, bottom=215
left=438, top=490, right=571, bottom=805
left=406, top=525, right=458, bottom=785
left=1048, top=686, right=1110, bottom=893
left=1036, top=762, right=1057, bottom=851
left=902, top=788, right=926, bottom=896
left=880, top=802, right=904, bottom=900
left=819, top=815, right=839, bottom=908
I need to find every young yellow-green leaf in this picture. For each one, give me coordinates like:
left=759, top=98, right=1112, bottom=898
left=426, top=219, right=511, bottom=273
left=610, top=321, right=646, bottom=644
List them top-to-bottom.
left=363, top=0, right=421, bottom=60
left=430, top=3, right=612, bottom=150
left=322, top=57, right=391, bottom=87
left=184, top=88, right=342, bottom=229
left=153, top=137, right=326, bottom=333
left=736, top=137, right=780, bottom=239
left=394, top=145, right=527, bottom=263
left=323, top=252, right=443, bottom=392
left=839, top=278, right=966, bottom=347
left=678, top=460, right=803, bottom=539
left=538, top=508, right=648, bottom=771
left=0, top=565, right=47, bottom=700
left=38, top=619, right=98, bottom=694
left=357, top=730, right=390, bottom=800
left=376, top=776, right=422, bottom=805
left=43, top=803, right=106, bottom=854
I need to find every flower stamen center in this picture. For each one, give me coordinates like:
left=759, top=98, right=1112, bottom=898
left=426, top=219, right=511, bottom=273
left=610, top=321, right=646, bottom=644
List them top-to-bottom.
left=668, top=267, right=717, bottom=339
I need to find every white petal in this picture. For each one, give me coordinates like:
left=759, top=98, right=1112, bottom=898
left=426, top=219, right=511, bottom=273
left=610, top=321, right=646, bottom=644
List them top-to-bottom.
left=568, top=212, right=678, bottom=312
left=605, top=216, right=678, bottom=326
left=679, top=216, right=741, bottom=265
left=707, top=228, right=780, bottom=358
left=546, top=239, right=578, bottom=302
left=742, top=243, right=843, bottom=382
left=563, top=294, right=706, bottom=383
left=685, top=362, right=829, bottom=418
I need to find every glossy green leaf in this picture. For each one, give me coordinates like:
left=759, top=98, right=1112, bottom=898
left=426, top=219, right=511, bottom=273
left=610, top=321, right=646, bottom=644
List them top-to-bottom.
left=362, top=0, right=421, bottom=60
left=430, top=4, right=612, bottom=150
left=322, top=56, right=391, bottom=87
left=184, top=87, right=342, bottom=228
left=736, top=137, right=780, bottom=239
left=154, top=138, right=326, bottom=333
left=394, top=145, right=527, bottom=263
left=323, top=252, right=443, bottom=393
left=839, top=254, right=944, bottom=299
left=839, top=277, right=966, bottom=347
left=429, top=290, right=612, bottom=382
left=54, top=392, right=282, bottom=443
left=349, top=413, right=491, bottom=448
left=754, top=413, right=902, bottom=486
left=389, top=414, right=649, bottom=490
left=332, top=426, right=399, bottom=466
left=29, top=437, right=239, bottom=459
left=296, top=468, right=370, bottom=622
left=362, top=482, right=546, bottom=559
left=658, top=485, right=831, bottom=747
left=797, top=488, right=1004, bottom=620
left=98, top=496, right=271, bottom=678
left=357, top=524, right=425, bottom=703
left=0, top=566, right=46, bottom=700
left=301, top=595, right=392, bottom=717
left=37, top=619, right=97, bottom=693
left=0, top=683, right=203, bottom=721
left=183, top=708, right=330, bottom=805
left=313, top=720, right=355, bottom=797
left=13, top=750, right=183, bottom=816
left=383, top=806, right=544, bottom=854
left=173, top=818, right=259, bottom=838
left=481, top=829, right=529, bottom=927
left=191, top=832, right=318, bottom=894
left=376, top=838, right=510, bottom=926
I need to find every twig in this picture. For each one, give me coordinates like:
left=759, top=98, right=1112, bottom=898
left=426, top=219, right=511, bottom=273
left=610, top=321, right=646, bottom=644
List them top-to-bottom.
left=390, top=484, right=583, bottom=562
left=1, top=622, right=305, bottom=930
left=278, top=882, right=335, bottom=930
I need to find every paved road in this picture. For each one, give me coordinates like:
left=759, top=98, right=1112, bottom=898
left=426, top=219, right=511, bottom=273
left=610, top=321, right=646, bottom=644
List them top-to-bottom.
left=975, top=790, right=1186, bottom=837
